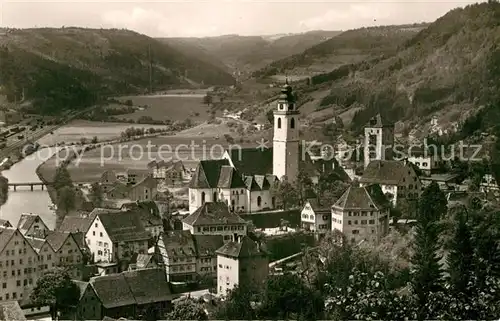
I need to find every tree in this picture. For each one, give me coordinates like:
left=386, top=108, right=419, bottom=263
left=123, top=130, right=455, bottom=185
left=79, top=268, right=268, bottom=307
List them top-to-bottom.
left=203, top=94, right=213, bottom=106
left=91, top=136, right=98, bottom=144
left=53, top=166, right=72, bottom=190
left=296, top=169, right=313, bottom=206
left=316, top=172, right=349, bottom=205
left=0, top=175, right=8, bottom=210
left=270, top=179, right=299, bottom=210
left=89, top=182, right=103, bottom=207
left=411, top=182, right=446, bottom=320
left=56, top=186, right=76, bottom=215
left=445, top=207, right=478, bottom=319
left=30, top=268, right=80, bottom=320
left=258, top=273, right=324, bottom=320
left=214, top=284, right=257, bottom=320
left=166, top=298, right=208, bottom=320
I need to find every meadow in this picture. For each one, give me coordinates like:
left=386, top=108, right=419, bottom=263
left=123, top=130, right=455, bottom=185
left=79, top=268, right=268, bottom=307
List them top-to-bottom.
left=114, top=94, right=221, bottom=123
left=36, top=120, right=168, bottom=146
left=38, top=132, right=258, bottom=183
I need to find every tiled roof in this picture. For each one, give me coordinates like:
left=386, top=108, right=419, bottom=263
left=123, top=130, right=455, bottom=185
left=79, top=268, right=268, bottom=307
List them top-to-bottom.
left=366, top=113, right=393, bottom=128
left=226, top=148, right=274, bottom=176
left=189, top=159, right=230, bottom=188
left=360, top=160, right=415, bottom=185
left=217, top=166, right=246, bottom=188
left=245, top=174, right=277, bottom=191
left=131, top=175, right=158, bottom=189
left=333, top=184, right=389, bottom=210
left=306, top=198, right=331, bottom=213
left=120, top=201, right=162, bottom=227
left=182, top=202, right=246, bottom=226
left=58, top=211, right=100, bottom=233
left=98, top=211, right=151, bottom=243
left=16, top=214, right=45, bottom=234
left=0, top=227, right=16, bottom=253
left=158, top=230, right=196, bottom=258
left=45, top=231, right=71, bottom=252
left=193, top=234, right=224, bottom=257
left=216, top=236, right=266, bottom=259
left=25, top=237, right=48, bottom=253
left=90, top=268, right=176, bottom=308
left=122, top=268, right=174, bottom=305
left=90, top=273, right=136, bottom=309
left=73, top=280, right=89, bottom=300
left=0, top=301, right=26, bottom=321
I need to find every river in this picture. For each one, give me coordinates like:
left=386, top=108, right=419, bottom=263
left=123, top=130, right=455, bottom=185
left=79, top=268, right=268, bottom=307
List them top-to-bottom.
left=0, top=148, right=61, bottom=229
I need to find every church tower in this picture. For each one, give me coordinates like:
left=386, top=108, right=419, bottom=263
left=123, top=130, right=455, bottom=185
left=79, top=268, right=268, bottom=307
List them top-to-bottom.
left=273, top=81, right=300, bottom=183
left=363, top=114, right=395, bottom=168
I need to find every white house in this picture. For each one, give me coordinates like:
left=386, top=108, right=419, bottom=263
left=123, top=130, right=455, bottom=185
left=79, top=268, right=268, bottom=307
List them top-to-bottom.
left=331, top=184, right=390, bottom=245
left=300, top=199, right=331, bottom=233
left=182, top=202, right=247, bottom=242
left=85, top=211, right=150, bottom=264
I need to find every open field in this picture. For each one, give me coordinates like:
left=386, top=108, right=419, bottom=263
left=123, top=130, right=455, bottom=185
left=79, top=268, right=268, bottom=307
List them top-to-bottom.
left=113, top=95, right=222, bottom=123
left=36, top=120, right=169, bottom=146
left=38, top=133, right=259, bottom=183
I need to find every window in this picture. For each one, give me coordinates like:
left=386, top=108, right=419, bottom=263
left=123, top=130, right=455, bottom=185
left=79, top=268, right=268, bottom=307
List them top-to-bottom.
left=290, top=117, right=295, bottom=129
left=277, top=118, right=282, bottom=129
left=201, top=192, right=206, bottom=203
left=213, top=192, right=217, bottom=201
left=257, top=196, right=262, bottom=207
left=348, top=220, right=352, bottom=225
left=361, top=220, right=367, bottom=225
left=369, top=220, right=375, bottom=224
left=95, top=223, right=98, bottom=227
left=352, top=230, right=359, bottom=234
left=93, top=231, right=95, bottom=236
left=100, top=232, right=103, bottom=237
left=16, top=280, right=20, bottom=287
left=2, top=283, right=5, bottom=289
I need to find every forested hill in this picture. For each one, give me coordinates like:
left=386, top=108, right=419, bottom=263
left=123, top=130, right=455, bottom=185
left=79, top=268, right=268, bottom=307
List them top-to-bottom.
left=283, top=2, right=500, bottom=138
left=253, top=23, right=429, bottom=78
left=0, top=28, right=236, bottom=114
left=160, top=30, right=342, bottom=74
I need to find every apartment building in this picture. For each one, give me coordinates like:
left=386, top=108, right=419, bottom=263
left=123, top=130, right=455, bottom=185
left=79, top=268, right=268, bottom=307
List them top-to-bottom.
left=331, top=184, right=390, bottom=245
left=182, top=202, right=247, bottom=242
left=0, top=227, right=40, bottom=301
left=216, top=236, right=268, bottom=296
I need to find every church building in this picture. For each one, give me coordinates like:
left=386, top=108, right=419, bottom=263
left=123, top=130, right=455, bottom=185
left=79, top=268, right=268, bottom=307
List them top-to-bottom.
left=188, top=82, right=320, bottom=214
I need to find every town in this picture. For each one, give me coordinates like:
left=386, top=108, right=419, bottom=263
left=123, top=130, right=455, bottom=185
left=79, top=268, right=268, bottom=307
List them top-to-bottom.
left=1, top=1, right=500, bottom=320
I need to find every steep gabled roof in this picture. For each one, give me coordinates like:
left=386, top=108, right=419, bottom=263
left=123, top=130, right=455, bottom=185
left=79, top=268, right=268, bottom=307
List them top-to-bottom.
left=226, top=148, right=274, bottom=176
left=189, top=159, right=230, bottom=188
left=360, top=160, right=415, bottom=185
left=217, top=166, right=246, bottom=188
left=131, top=175, right=158, bottom=189
left=244, top=176, right=262, bottom=191
left=333, top=184, right=389, bottom=210
left=305, top=199, right=331, bottom=214
left=182, top=202, right=246, bottom=226
left=97, top=211, right=151, bottom=243
left=17, top=214, right=46, bottom=234
left=0, top=227, right=17, bottom=254
left=157, top=230, right=196, bottom=259
left=45, top=231, right=80, bottom=252
left=193, top=234, right=224, bottom=257
left=216, top=236, right=267, bottom=259
left=25, top=237, right=48, bottom=253
left=122, top=268, right=174, bottom=305
left=90, top=273, right=136, bottom=309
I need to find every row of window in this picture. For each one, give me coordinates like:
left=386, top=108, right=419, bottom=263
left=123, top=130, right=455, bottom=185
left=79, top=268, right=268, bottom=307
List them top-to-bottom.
left=276, top=117, right=296, bottom=129
left=332, top=218, right=342, bottom=224
left=348, top=219, right=376, bottom=225
left=196, top=225, right=244, bottom=232
left=172, top=257, right=193, bottom=263
left=170, top=264, right=195, bottom=272
left=200, top=266, right=216, bottom=272
left=1, top=277, right=33, bottom=289
left=0, top=292, right=21, bottom=300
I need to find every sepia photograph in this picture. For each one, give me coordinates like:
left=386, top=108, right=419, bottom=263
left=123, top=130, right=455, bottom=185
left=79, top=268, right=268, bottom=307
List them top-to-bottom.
left=0, top=0, right=499, bottom=320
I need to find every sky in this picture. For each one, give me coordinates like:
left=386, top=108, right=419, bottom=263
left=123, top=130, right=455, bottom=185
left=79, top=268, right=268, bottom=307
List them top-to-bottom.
left=0, top=0, right=485, bottom=38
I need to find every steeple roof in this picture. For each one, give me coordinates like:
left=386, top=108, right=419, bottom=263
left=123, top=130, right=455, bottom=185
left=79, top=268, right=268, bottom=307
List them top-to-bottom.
left=367, top=114, right=393, bottom=128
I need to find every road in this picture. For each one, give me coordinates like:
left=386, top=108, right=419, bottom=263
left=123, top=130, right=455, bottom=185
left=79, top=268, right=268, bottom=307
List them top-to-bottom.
left=0, top=106, right=97, bottom=160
